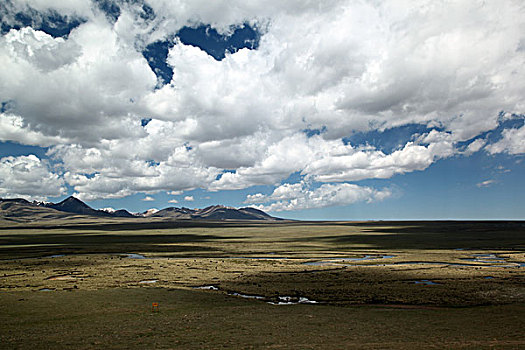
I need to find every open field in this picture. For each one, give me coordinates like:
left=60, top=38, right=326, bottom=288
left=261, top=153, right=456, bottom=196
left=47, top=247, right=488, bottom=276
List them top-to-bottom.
left=1, top=219, right=524, bottom=348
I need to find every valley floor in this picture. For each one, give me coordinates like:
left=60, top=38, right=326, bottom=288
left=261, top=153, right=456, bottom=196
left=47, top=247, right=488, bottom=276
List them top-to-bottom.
left=0, top=220, right=524, bottom=348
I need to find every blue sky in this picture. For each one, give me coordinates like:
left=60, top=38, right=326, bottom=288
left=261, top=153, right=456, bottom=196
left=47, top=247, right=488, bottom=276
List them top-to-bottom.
left=0, top=0, right=524, bottom=219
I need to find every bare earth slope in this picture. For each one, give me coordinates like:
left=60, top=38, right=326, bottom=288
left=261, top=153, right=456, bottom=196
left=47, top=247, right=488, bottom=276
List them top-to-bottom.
left=0, top=197, right=279, bottom=222
left=0, top=199, right=77, bottom=223
left=151, top=205, right=280, bottom=220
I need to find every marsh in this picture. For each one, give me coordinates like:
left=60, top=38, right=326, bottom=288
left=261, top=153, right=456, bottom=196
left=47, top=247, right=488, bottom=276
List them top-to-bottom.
left=1, top=219, right=524, bottom=348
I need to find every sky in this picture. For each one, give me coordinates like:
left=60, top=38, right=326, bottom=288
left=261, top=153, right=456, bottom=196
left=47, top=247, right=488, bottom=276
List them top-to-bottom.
left=0, top=0, right=524, bottom=220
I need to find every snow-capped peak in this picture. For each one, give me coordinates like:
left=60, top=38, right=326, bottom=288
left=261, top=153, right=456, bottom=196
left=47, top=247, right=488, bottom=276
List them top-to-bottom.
left=142, top=208, right=159, bottom=217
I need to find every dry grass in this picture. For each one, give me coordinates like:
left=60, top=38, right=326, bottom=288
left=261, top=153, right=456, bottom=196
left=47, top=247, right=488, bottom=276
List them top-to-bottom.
left=0, top=219, right=524, bottom=348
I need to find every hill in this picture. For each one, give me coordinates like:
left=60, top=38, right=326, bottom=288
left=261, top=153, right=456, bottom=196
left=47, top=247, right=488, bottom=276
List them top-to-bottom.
left=0, top=197, right=278, bottom=222
left=0, top=198, right=78, bottom=223
left=152, top=205, right=278, bottom=220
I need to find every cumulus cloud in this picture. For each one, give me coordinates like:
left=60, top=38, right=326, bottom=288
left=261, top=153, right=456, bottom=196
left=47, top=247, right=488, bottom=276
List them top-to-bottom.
left=1, top=0, right=524, bottom=203
left=4, top=0, right=92, bottom=17
left=143, top=0, right=525, bottom=141
left=0, top=21, right=156, bottom=145
left=0, top=113, right=67, bottom=146
left=486, top=125, right=525, bottom=155
left=211, top=130, right=456, bottom=190
left=305, top=132, right=455, bottom=183
left=209, top=133, right=315, bottom=190
left=463, top=138, right=487, bottom=156
left=53, top=140, right=220, bottom=200
left=0, top=154, right=66, bottom=200
left=246, top=182, right=391, bottom=212
left=142, top=196, right=155, bottom=201
left=183, top=196, right=194, bottom=201
left=168, top=199, right=178, bottom=204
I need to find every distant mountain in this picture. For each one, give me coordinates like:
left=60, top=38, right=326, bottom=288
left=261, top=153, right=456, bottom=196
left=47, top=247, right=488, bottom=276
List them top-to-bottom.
left=0, top=196, right=280, bottom=220
left=1, top=196, right=278, bottom=221
left=42, top=196, right=135, bottom=218
left=46, top=196, right=109, bottom=216
left=0, top=198, right=76, bottom=223
left=0, top=198, right=31, bottom=205
left=152, top=205, right=279, bottom=221
left=191, top=205, right=271, bottom=220
left=152, top=207, right=194, bottom=219
left=237, top=207, right=276, bottom=220
left=140, top=208, right=159, bottom=217
left=111, top=209, right=135, bottom=218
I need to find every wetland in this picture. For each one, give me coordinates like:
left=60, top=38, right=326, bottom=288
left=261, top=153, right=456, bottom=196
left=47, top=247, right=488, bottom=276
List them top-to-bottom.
left=1, top=219, right=524, bottom=348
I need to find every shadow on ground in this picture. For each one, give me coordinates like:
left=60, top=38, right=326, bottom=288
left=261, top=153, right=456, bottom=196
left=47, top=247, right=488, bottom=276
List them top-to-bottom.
left=1, top=221, right=524, bottom=259
left=295, top=221, right=525, bottom=250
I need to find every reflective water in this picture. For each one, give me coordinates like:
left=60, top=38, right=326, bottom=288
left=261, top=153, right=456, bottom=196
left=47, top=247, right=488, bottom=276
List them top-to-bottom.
left=126, top=253, right=146, bottom=259
left=461, top=254, right=508, bottom=264
left=304, top=255, right=396, bottom=266
left=231, top=256, right=284, bottom=260
left=304, top=259, right=522, bottom=269
left=391, top=261, right=518, bottom=268
left=138, top=279, right=158, bottom=284
left=413, top=280, right=440, bottom=285
left=194, top=285, right=219, bottom=290
left=195, top=285, right=320, bottom=305
left=228, top=292, right=265, bottom=300
left=267, top=296, right=319, bottom=305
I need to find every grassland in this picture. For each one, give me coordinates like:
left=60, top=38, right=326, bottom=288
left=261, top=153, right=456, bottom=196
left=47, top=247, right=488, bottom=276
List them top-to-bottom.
left=1, top=219, right=524, bottom=349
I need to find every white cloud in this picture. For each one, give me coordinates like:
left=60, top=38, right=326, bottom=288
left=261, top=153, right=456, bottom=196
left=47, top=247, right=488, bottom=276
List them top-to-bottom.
left=10, top=0, right=92, bottom=16
left=143, top=0, right=525, bottom=142
left=1, top=1, right=524, bottom=201
left=0, top=22, right=156, bottom=145
left=5, top=27, right=81, bottom=72
left=0, top=113, right=68, bottom=147
left=486, top=125, right=525, bottom=155
left=211, top=131, right=456, bottom=190
left=209, top=133, right=315, bottom=190
left=304, top=133, right=455, bottom=183
left=463, top=138, right=487, bottom=156
left=54, top=141, right=220, bottom=200
left=0, top=154, right=66, bottom=201
left=495, top=165, right=511, bottom=174
left=477, top=180, right=495, bottom=188
left=246, top=181, right=391, bottom=212
left=244, top=192, right=268, bottom=204
left=142, top=196, right=155, bottom=201
left=184, top=196, right=194, bottom=201
left=168, top=199, right=178, bottom=204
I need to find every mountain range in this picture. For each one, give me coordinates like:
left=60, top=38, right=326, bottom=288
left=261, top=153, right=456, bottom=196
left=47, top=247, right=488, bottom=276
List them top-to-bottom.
left=0, top=196, right=279, bottom=222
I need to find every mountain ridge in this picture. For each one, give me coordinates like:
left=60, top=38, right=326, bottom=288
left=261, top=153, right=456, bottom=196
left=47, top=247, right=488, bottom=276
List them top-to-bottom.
left=0, top=196, right=278, bottom=221
left=151, top=204, right=276, bottom=220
